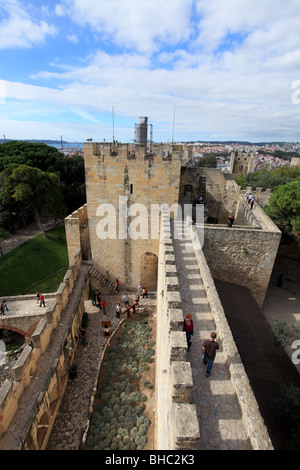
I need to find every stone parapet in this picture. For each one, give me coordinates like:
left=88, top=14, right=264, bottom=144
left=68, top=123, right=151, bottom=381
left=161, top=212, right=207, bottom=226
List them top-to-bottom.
left=155, top=208, right=200, bottom=450
left=171, top=362, right=193, bottom=403
left=173, top=404, right=200, bottom=450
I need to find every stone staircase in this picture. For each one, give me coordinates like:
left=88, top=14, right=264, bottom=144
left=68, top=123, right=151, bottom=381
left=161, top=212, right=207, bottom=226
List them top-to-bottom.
left=171, top=221, right=253, bottom=450
left=88, top=266, right=117, bottom=294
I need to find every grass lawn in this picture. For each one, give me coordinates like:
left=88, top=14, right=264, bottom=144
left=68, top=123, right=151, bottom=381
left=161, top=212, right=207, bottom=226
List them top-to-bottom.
left=0, top=226, right=69, bottom=296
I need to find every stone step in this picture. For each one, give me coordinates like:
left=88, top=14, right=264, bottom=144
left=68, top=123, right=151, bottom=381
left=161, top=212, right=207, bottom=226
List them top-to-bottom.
left=88, top=267, right=116, bottom=293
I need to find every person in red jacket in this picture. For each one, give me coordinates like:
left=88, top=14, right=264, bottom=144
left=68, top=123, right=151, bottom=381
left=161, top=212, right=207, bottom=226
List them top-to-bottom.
left=39, top=294, right=46, bottom=307
left=101, top=299, right=107, bottom=315
left=183, top=314, right=194, bottom=350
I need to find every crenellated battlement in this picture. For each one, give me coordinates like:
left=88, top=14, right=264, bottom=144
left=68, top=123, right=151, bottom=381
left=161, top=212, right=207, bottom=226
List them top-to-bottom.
left=84, top=142, right=191, bottom=162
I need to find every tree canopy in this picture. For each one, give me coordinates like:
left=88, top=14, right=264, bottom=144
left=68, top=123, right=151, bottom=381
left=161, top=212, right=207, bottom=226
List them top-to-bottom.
left=0, top=141, right=86, bottom=226
left=0, top=141, right=60, bottom=173
left=196, top=154, right=217, bottom=168
left=0, top=163, right=66, bottom=237
left=235, top=166, right=300, bottom=191
left=264, top=177, right=300, bottom=232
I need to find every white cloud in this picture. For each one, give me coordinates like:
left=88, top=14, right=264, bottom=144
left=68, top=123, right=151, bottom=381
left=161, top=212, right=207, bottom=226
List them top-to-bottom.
left=0, top=0, right=57, bottom=49
left=2, top=0, right=300, bottom=141
left=54, top=0, right=194, bottom=52
left=194, top=0, right=300, bottom=51
left=54, top=4, right=66, bottom=17
left=66, top=33, right=79, bottom=43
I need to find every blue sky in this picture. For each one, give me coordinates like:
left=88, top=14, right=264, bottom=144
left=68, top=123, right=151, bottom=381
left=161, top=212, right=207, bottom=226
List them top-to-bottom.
left=1, top=0, right=300, bottom=143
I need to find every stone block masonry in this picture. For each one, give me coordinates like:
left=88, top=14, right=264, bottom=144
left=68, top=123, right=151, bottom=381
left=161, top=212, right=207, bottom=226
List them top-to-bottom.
left=84, top=142, right=184, bottom=291
left=201, top=197, right=281, bottom=308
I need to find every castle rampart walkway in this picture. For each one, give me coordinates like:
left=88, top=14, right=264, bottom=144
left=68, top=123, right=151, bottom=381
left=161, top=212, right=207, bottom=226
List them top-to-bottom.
left=172, top=223, right=252, bottom=450
left=0, top=265, right=88, bottom=450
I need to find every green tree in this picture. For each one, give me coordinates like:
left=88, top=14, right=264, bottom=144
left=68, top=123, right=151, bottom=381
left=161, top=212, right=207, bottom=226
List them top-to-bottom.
left=0, top=141, right=60, bottom=172
left=0, top=141, right=86, bottom=214
left=196, top=154, right=217, bottom=168
left=0, top=164, right=66, bottom=238
left=235, top=166, right=300, bottom=191
left=264, top=177, right=300, bottom=232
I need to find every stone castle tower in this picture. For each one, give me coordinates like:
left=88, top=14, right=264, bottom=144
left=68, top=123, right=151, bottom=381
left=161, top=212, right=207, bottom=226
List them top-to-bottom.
left=83, top=141, right=191, bottom=290
left=229, top=151, right=256, bottom=175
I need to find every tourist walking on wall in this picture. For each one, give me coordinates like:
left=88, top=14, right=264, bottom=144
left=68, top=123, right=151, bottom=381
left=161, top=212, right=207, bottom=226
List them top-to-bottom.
left=250, top=197, right=255, bottom=210
left=227, top=215, right=234, bottom=228
left=105, top=271, right=110, bottom=286
left=115, top=279, right=120, bottom=293
left=138, top=282, right=142, bottom=295
left=142, top=287, right=148, bottom=298
left=96, top=291, right=102, bottom=309
left=39, top=294, right=46, bottom=307
left=122, top=294, right=129, bottom=307
left=0, top=299, right=8, bottom=315
left=101, top=299, right=107, bottom=315
left=1, top=300, right=9, bottom=312
left=116, top=303, right=122, bottom=318
left=183, top=314, right=194, bottom=350
left=79, top=326, right=87, bottom=347
left=202, top=332, right=219, bottom=377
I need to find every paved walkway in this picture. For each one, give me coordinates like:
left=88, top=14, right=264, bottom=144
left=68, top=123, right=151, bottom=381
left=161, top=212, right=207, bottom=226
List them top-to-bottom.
left=0, top=218, right=63, bottom=256
left=172, top=225, right=252, bottom=450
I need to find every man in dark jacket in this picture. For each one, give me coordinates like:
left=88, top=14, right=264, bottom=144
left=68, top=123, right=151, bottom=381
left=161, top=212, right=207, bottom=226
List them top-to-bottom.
left=202, top=331, right=219, bottom=377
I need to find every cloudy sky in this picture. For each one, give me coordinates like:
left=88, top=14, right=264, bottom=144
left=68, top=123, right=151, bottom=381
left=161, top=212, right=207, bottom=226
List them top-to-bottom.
left=1, top=0, right=300, bottom=143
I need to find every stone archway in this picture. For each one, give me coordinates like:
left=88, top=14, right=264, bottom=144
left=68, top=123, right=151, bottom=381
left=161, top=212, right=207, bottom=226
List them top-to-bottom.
left=140, top=252, right=158, bottom=291
left=0, top=327, right=26, bottom=346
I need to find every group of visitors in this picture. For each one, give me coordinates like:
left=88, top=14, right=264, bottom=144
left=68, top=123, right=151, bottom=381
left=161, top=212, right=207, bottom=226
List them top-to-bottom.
left=91, top=279, right=149, bottom=320
left=91, top=291, right=107, bottom=314
left=0, top=292, right=47, bottom=316
left=0, top=299, right=8, bottom=315
left=183, top=313, right=219, bottom=377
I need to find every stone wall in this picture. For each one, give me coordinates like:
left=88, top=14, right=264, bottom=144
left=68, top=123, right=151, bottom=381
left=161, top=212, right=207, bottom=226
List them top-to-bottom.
left=83, top=142, right=185, bottom=291
left=179, top=167, right=206, bottom=202
left=202, top=169, right=272, bottom=223
left=200, top=193, right=281, bottom=308
left=65, top=204, right=89, bottom=263
left=0, top=250, right=89, bottom=449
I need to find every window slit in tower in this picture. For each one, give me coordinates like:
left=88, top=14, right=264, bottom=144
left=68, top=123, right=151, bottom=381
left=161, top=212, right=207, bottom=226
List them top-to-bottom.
left=130, top=184, right=133, bottom=194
